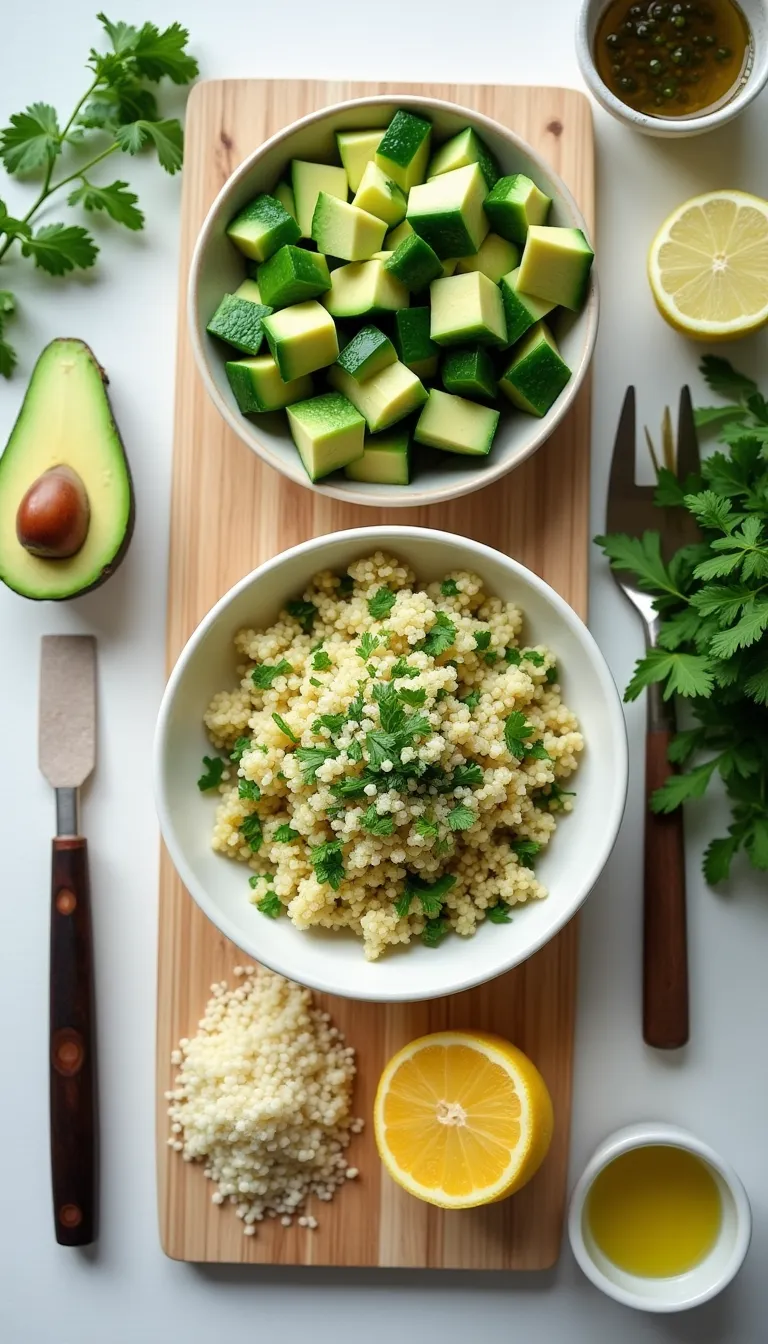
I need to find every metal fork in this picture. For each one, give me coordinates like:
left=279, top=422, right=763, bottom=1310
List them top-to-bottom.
left=605, top=386, right=702, bottom=1050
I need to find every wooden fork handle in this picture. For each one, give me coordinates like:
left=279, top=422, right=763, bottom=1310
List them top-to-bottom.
left=643, top=730, right=689, bottom=1049
left=50, top=836, right=97, bottom=1245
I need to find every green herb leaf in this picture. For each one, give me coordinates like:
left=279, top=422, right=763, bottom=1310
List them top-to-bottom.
left=130, top=19, right=199, bottom=83
left=0, top=103, right=61, bottom=174
left=114, top=117, right=184, bottom=173
left=67, top=178, right=144, bottom=230
left=21, top=223, right=98, bottom=275
left=700, top=355, right=756, bottom=403
left=694, top=404, right=744, bottom=429
left=595, top=531, right=684, bottom=600
left=338, top=574, right=354, bottom=594
left=441, top=578, right=459, bottom=596
left=368, top=587, right=396, bottom=620
left=286, top=598, right=317, bottom=632
left=709, top=601, right=768, bottom=659
left=419, top=611, right=456, bottom=658
left=473, top=630, right=491, bottom=651
left=356, top=632, right=379, bottom=660
left=504, top=647, right=521, bottom=665
left=312, top=649, right=332, bottom=671
left=625, top=649, right=714, bottom=702
left=391, top=657, right=419, bottom=680
left=252, top=658, right=294, bottom=689
left=545, top=665, right=559, bottom=684
left=309, top=677, right=322, bottom=688
left=373, top=680, right=407, bottom=734
left=397, top=686, right=427, bottom=708
left=461, top=690, right=481, bottom=711
left=504, top=710, right=536, bottom=757
left=272, top=712, right=297, bottom=743
left=313, top=713, right=346, bottom=735
left=230, top=737, right=251, bottom=762
left=345, top=738, right=363, bottom=762
left=525, top=741, right=552, bottom=762
left=295, top=745, right=338, bottom=783
left=197, top=755, right=225, bottom=790
left=650, top=759, right=720, bottom=813
left=452, top=761, right=483, bottom=787
left=238, top=778, right=260, bottom=801
left=533, top=781, right=575, bottom=810
left=447, top=803, right=476, bottom=832
left=361, top=805, right=395, bottom=837
left=240, top=813, right=263, bottom=852
left=415, top=816, right=438, bottom=839
left=746, top=818, right=768, bottom=869
left=274, top=823, right=299, bottom=842
left=703, top=836, right=740, bottom=884
left=511, top=838, right=541, bottom=869
left=310, top=840, right=345, bottom=890
left=394, top=890, right=413, bottom=918
left=257, top=891, right=283, bottom=918
left=487, top=901, right=512, bottom=924
left=422, top=918, right=450, bottom=948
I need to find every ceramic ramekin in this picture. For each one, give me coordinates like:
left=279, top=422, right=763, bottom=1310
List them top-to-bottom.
left=569, top=1122, right=752, bottom=1311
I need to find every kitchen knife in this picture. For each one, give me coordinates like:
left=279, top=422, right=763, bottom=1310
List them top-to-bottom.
left=39, top=635, right=98, bottom=1246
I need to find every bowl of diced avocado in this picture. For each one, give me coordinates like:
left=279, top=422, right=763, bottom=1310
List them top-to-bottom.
left=189, top=97, right=598, bottom=506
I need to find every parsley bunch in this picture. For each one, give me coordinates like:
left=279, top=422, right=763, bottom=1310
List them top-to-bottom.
left=0, top=13, right=198, bottom=376
left=596, top=356, right=768, bottom=884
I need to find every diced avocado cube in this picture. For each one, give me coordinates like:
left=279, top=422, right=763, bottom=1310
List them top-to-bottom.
left=375, top=110, right=432, bottom=192
left=428, top=127, right=500, bottom=190
left=336, top=130, right=384, bottom=193
left=291, top=160, right=348, bottom=237
left=352, top=161, right=407, bottom=227
left=407, top=163, right=489, bottom=260
left=484, top=174, right=552, bottom=246
left=273, top=179, right=297, bottom=221
left=226, top=193, right=301, bottom=263
left=311, top=193, right=387, bottom=262
left=385, top=219, right=415, bottom=251
left=517, top=226, right=595, bottom=311
left=385, top=234, right=443, bottom=293
left=456, top=234, right=520, bottom=284
left=257, top=246, right=331, bottom=308
left=372, top=251, right=393, bottom=261
left=440, top=257, right=460, bottom=277
left=322, top=260, right=409, bottom=319
left=499, top=266, right=555, bottom=347
left=429, top=272, right=507, bottom=347
left=234, top=279, right=263, bottom=304
left=206, top=294, right=273, bottom=354
left=262, top=301, right=338, bottom=381
left=392, top=307, right=439, bottom=379
left=499, top=321, right=571, bottom=417
left=335, top=325, right=396, bottom=382
left=441, top=346, right=497, bottom=403
left=225, top=355, right=313, bottom=414
left=329, top=360, right=427, bottom=433
left=415, top=388, right=500, bottom=456
left=287, top=392, right=365, bottom=482
left=345, top=428, right=411, bottom=484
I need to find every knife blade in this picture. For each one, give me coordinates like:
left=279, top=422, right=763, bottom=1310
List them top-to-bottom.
left=39, top=635, right=98, bottom=1246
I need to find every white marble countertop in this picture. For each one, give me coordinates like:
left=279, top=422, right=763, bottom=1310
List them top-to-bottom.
left=1, top=3, right=766, bottom=1340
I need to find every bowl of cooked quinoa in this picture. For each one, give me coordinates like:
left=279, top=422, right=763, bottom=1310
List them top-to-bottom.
left=155, top=528, right=627, bottom=1002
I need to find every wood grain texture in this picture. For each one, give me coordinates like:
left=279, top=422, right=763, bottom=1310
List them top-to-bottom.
left=157, top=79, right=595, bottom=1268
left=643, top=729, right=689, bottom=1050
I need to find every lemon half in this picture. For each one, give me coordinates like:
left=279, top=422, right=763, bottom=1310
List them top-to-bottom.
left=648, top=189, right=768, bottom=342
left=373, top=1030, right=554, bottom=1209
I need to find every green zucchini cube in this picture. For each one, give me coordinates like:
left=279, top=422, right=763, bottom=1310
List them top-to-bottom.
left=375, top=110, right=432, bottom=192
left=428, top=127, right=500, bottom=190
left=336, top=129, right=384, bottom=192
left=291, top=160, right=348, bottom=237
left=352, top=161, right=407, bottom=227
left=407, top=163, right=489, bottom=260
left=483, top=174, right=552, bottom=246
left=273, top=180, right=297, bottom=221
left=226, top=193, right=300, bottom=262
left=311, top=193, right=387, bottom=261
left=385, top=219, right=415, bottom=251
left=517, top=226, right=595, bottom=311
left=385, top=233, right=443, bottom=292
left=456, top=233, right=520, bottom=284
left=257, top=246, right=331, bottom=308
left=322, top=260, right=409, bottom=319
left=499, top=266, right=555, bottom=347
left=429, top=272, right=507, bottom=347
left=206, top=294, right=273, bottom=355
left=262, top=301, right=339, bottom=381
left=392, top=307, right=439, bottom=379
left=499, top=322, right=571, bottom=416
left=335, top=325, right=396, bottom=382
left=441, top=346, right=497, bottom=403
left=225, top=355, right=313, bottom=414
left=329, top=360, right=427, bottom=433
left=415, top=389, right=500, bottom=456
left=287, top=392, right=365, bottom=482
left=345, top=428, right=411, bottom=485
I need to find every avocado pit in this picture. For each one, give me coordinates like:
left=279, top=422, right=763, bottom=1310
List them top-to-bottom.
left=16, top=465, right=90, bottom=559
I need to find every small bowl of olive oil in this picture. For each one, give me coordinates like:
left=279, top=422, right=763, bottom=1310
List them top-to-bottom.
left=576, top=0, right=768, bottom=135
left=568, top=1123, right=751, bottom=1312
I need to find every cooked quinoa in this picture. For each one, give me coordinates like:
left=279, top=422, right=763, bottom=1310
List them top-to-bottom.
left=200, top=551, right=583, bottom=961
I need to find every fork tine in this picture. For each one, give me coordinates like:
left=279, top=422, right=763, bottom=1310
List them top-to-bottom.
left=608, top=385, right=636, bottom=496
left=675, top=385, right=701, bottom=483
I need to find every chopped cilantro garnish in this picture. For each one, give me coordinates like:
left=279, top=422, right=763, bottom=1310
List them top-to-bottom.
left=338, top=574, right=354, bottom=595
left=441, top=578, right=459, bottom=596
left=368, top=587, right=396, bottom=620
left=286, top=599, right=317, bottom=632
left=419, top=611, right=456, bottom=658
left=473, top=630, right=491, bottom=651
left=356, top=632, right=379, bottom=660
left=504, top=647, right=521, bottom=665
left=523, top=649, right=545, bottom=666
left=312, top=650, right=332, bottom=672
left=484, top=652, right=498, bottom=666
left=391, top=657, right=419, bottom=680
left=251, top=658, right=293, bottom=689
left=366, top=663, right=377, bottom=677
left=546, top=664, right=558, bottom=683
left=310, top=677, right=322, bottom=688
left=373, top=680, right=406, bottom=733
left=398, top=687, right=426, bottom=708
left=435, top=689, right=448, bottom=703
left=461, top=690, right=481, bottom=711
left=504, top=710, right=536, bottom=758
left=272, top=712, right=298, bottom=743
left=313, top=713, right=346, bottom=735
left=366, top=730, right=397, bottom=770
left=230, top=737, right=251, bottom=762
left=346, top=740, right=363, bottom=762
left=526, top=740, right=553, bottom=762
left=295, top=745, right=338, bottom=783
left=197, top=755, right=225, bottom=791
left=451, top=761, right=483, bottom=788
left=331, top=773, right=370, bottom=798
left=238, top=778, right=261, bottom=801
left=534, top=781, right=575, bottom=810
left=447, top=803, right=476, bottom=831
left=361, top=805, right=395, bottom=837
left=240, top=814, right=263, bottom=852
left=415, top=816, right=439, bottom=839
left=274, top=823, right=300, bottom=842
left=435, top=837, right=454, bottom=857
left=511, top=838, right=542, bottom=869
left=310, top=840, right=345, bottom=890
left=403, top=872, right=456, bottom=920
left=248, top=874, right=262, bottom=889
left=394, top=890, right=413, bottom=918
left=257, top=891, right=283, bottom=918
left=488, top=901, right=512, bottom=924
left=422, top=918, right=451, bottom=948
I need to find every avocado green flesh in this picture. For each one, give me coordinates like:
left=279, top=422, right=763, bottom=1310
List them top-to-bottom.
left=0, top=339, right=134, bottom=600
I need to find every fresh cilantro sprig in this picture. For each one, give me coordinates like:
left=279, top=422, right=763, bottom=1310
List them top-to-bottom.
left=0, top=14, right=198, bottom=375
left=596, top=355, right=768, bottom=884
left=368, top=587, right=396, bottom=620
left=419, top=611, right=456, bottom=658
left=252, top=659, right=293, bottom=689
left=197, top=755, right=225, bottom=791
left=310, top=840, right=344, bottom=890
left=256, top=890, right=282, bottom=918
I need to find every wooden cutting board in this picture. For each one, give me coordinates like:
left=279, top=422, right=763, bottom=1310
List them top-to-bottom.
left=157, top=78, right=594, bottom=1268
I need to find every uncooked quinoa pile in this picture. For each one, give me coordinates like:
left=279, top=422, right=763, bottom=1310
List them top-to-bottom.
left=200, top=551, right=583, bottom=960
left=167, top=967, right=362, bottom=1234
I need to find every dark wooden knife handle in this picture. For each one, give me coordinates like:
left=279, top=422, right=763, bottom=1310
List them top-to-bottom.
left=643, top=731, right=689, bottom=1050
left=50, top=836, right=97, bottom=1245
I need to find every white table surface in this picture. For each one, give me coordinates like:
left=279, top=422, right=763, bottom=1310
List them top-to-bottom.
left=1, top=4, right=767, bottom=1340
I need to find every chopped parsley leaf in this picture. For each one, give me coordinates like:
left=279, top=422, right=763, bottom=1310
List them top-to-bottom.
left=338, top=574, right=354, bottom=595
left=441, top=578, right=459, bottom=596
left=368, top=587, right=396, bottom=620
left=286, top=599, right=317, bottom=632
left=419, top=611, right=456, bottom=658
left=473, top=630, right=491, bottom=651
left=356, top=632, right=379, bottom=660
left=504, top=647, right=521, bottom=665
left=523, top=648, right=545, bottom=666
left=312, top=649, right=332, bottom=672
left=484, top=652, right=498, bottom=666
left=391, top=657, right=419, bottom=680
left=251, top=658, right=293, bottom=689
left=366, top=663, right=377, bottom=677
left=546, top=664, right=558, bottom=683
left=309, top=677, right=322, bottom=688
left=373, top=680, right=406, bottom=734
left=398, top=686, right=427, bottom=708
left=435, top=688, right=448, bottom=703
left=461, top=690, right=481, bottom=711
left=504, top=710, right=536, bottom=758
left=272, top=712, right=298, bottom=742
left=313, top=713, right=346, bottom=735
left=366, top=730, right=397, bottom=770
left=230, top=737, right=251, bottom=762
left=346, top=739, right=363, bottom=762
left=525, top=740, right=553, bottom=761
left=295, top=745, right=339, bottom=783
left=197, top=755, right=225, bottom=791
left=451, top=761, right=483, bottom=787
left=331, top=773, right=370, bottom=798
left=238, top=778, right=261, bottom=801
left=534, top=781, right=575, bottom=810
left=447, top=803, right=476, bottom=831
left=361, top=805, right=395, bottom=837
left=240, top=814, right=263, bottom=852
left=415, top=816, right=439, bottom=839
left=274, top=824, right=299, bottom=842
left=435, top=837, right=454, bottom=857
left=511, top=838, right=542, bottom=869
left=310, top=840, right=345, bottom=890
left=405, top=872, right=456, bottom=919
left=248, top=874, right=262, bottom=889
left=394, top=890, right=413, bottom=918
left=257, top=891, right=283, bottom=918
left=488, top=901, right=512, bottom=924
left=422, top=918, right=451, bottom=948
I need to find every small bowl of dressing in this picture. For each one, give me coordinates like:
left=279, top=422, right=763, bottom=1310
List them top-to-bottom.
left=576, top=0, right=768, bottom=135
left=568, top=1123, right=752, bottom=1312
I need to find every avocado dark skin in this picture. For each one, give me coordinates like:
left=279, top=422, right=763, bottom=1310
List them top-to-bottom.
left=0, top=339, right=135, bottom=601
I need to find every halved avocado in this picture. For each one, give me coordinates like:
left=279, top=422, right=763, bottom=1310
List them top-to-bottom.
left=0, top=339, right=135, bottom=600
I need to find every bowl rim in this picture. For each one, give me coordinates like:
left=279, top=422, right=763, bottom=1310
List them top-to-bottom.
left=576, top=0, right=768, bottom=135
left=187, top=93, right=599, bottom=510
left=153, top=524, right=629, bottom=1002
left=568, top=1121, right=753, bottom=1312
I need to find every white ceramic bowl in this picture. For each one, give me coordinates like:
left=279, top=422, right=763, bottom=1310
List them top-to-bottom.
left=576, top=0, right=768, bottom=137
left=189, top=96, right=598, bottom=509
left=154, top=526, right=627, bottom=1003
left=569, top=1123, right=752, bottom=1312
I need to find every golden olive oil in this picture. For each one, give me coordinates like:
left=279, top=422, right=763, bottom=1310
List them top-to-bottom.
left=595, top=0, right=753, bottom=118
left=587, top=1145, right=722, bottom=1277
